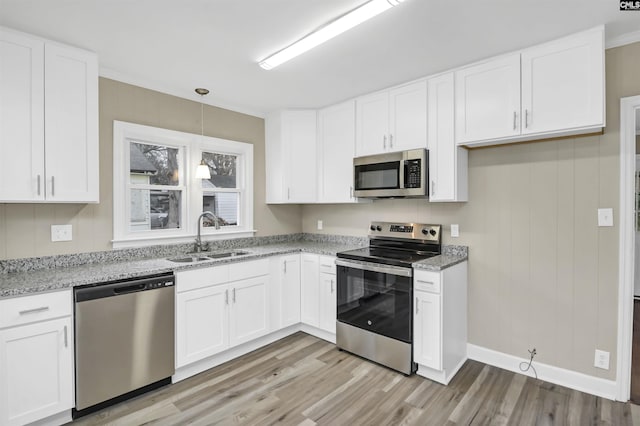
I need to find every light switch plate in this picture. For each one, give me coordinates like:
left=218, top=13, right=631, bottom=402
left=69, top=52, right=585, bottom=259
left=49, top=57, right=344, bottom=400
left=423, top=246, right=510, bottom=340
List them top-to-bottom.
left=597, top=208, right=613, bottom=227
left=317, top=220, right=323, bottom=230
left=51, top=224, right=72, bottom=242
left=451, top=224, right=459, bottom=238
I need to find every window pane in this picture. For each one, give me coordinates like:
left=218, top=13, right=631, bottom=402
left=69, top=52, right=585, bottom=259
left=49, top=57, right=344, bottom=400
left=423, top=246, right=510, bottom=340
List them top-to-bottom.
left=130, top=142, right=180, bottom=186
left=201, top=152, right=237, bottom=189
left=130, top=189, right=182, bottom=231
left=203, top=193, right=239, bottom=227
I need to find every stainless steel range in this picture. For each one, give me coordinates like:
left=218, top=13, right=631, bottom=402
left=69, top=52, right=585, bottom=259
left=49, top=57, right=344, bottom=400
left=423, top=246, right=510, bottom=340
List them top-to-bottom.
left=335, top=221, right=441, bottom=374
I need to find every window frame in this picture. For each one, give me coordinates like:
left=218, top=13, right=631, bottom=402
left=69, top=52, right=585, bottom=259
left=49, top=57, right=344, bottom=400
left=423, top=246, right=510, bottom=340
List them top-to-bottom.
left=113, top=121, right=254, bottom=248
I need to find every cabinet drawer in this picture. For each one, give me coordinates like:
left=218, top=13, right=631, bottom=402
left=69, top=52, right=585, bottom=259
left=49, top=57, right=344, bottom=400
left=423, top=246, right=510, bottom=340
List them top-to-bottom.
left=319, top=256, right=336, bottom=274
left=229, top=259, right=269, bottom=282
left=176, top=265, right=229, bottom=293
left=414, top=270, right=441, bottom=294
left=0, top=289, right=72, bottom=328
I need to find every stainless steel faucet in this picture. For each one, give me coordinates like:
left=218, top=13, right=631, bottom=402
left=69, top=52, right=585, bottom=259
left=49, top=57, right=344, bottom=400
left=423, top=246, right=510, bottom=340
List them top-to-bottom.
left=194, top=211, right=220, bottom=252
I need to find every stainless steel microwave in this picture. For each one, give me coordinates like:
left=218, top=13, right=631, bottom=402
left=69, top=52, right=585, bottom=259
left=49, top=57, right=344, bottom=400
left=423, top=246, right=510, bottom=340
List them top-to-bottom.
left=353, top=149, right=428, bottom=198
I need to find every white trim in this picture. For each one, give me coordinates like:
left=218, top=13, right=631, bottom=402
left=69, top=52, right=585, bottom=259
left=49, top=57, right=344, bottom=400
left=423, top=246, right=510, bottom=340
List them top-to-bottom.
left=606, top=29, right=640, bottom=50
left=99, top=67, right=265, bottom=119
left=617, top=96, right=640, bottom=401
left=468, top=343, right=618, bottom=400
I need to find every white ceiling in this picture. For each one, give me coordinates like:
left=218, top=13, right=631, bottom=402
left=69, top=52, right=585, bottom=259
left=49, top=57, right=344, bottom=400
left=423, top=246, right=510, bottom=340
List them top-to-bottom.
left=1, top=0, right=639, bottom=117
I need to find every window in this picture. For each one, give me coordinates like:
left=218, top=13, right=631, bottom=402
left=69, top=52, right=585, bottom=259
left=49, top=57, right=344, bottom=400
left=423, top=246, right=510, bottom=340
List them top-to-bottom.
left=113, top=121, right=254, bottom=248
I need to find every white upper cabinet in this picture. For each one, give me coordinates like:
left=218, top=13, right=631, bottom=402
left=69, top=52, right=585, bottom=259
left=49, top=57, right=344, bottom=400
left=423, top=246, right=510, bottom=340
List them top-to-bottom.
left=0, top=26, right=98, bottom=203
left=455, top=26, right=604, bottom=147
left=521, top=27, right=604, bottom=135
left=455, top=54, right=521, bottom=145
left=427, top=73, right=468, bottom=202
left=356, top=79, right=427, bottom=156
left=317, top=100, right=357, bottom=203
left=265, top=110, right=317, bottom=203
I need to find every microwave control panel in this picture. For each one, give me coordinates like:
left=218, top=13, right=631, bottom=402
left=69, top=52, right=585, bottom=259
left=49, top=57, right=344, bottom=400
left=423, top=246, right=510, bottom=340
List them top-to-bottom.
left=404, top=159, right=421, bottom=188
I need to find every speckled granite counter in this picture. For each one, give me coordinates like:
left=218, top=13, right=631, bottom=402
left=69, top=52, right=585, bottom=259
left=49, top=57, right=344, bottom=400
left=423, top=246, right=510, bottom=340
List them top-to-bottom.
left=0, top=236, right=468, bottom=298
left=0, top=240, right=364, bottom=298
left=412, top=245, right=468, bottom=272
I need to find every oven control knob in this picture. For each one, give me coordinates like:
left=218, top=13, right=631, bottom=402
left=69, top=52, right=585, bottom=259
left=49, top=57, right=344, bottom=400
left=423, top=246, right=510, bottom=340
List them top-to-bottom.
left=370, top=225, right=376, bottom=231
left=376, top=226, right=382, bottom=231
left=421, top=228, right=429, bottom=235
left=430, top=229, right=437, bottom=236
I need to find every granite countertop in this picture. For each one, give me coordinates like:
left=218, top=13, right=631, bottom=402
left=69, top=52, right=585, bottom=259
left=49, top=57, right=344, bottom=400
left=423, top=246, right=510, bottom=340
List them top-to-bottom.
left=0, top=238, right=468, bottom=298
left=412, top=244, right=468, bottom=272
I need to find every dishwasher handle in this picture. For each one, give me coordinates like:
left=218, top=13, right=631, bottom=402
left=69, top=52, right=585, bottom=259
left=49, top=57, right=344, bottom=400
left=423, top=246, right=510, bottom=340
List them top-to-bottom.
left=75, top=273, right=174, bottom=303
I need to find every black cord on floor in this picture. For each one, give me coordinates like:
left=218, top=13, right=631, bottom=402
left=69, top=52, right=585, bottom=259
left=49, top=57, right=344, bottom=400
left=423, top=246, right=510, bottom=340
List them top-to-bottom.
left=519, top=348, right=538, bottom=379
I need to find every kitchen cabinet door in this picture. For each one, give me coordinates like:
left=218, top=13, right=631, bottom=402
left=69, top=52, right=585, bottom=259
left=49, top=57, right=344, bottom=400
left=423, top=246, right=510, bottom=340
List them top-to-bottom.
left=521, top=27, right=604, bottom=135
left=0, top=28, right=45, bottom=202
left=44, top=43, right=99, bottom=202
left=455, top=54, right=521, bottom=144
left=428, top=73, right=468, bottom=202
left=388, top=80, right=428, bottom=152
left=355, top=91, right=389, bottom=156
left=317, top=100, right=357, bottom=203
left=265, top=110, right=317, bottom=203
left=279, top=254, right=301, bottom=327
left=300, top=254, right=320, bottom=327
left=318, top=272, right=337, bottom=334
left=229, top=276, right=269, bottom=347
left=176, top=284, right=229, bottom=367
left=413, top=290, right=442, bottom=371
left=0, top=317, right=73, bottom=426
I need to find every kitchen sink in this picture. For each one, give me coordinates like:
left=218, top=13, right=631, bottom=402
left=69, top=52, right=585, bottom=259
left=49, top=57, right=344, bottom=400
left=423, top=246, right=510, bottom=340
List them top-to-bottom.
left=204, top=250, right=250, bottom=259
left=168, top=256, right=212, bottom=263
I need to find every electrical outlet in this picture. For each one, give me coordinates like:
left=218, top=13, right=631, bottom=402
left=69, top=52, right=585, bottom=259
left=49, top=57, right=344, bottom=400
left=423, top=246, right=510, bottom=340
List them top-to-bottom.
left=597, top=208, right=613, bottom=227
left=317, top=220, right=323, bottom=230
left=51, top=224, right=72, bottom=242
left=451, top=224, right=459, bottom=238
left=594, top=349, right=610, bottom=370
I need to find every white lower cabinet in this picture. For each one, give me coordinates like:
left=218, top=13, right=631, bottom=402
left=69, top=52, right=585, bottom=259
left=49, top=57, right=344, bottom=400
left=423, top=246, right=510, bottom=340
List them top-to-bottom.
left=270, top=254, right=301, bottom=329
left=301, top=254, right=337, bottom=339
left=175, top=259, right=270, bottom=368
left=413, top=261, right=467, bottom=385
left=0, top=290, right=73, bottom=426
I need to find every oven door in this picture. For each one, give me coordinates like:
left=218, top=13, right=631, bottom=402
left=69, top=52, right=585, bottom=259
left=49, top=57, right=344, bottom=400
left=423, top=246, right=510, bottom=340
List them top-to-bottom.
left=335, top=259, right=413, bottom=343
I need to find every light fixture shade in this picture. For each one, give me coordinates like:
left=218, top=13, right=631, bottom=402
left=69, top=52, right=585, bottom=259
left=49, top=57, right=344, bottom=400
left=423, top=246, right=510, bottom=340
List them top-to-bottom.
left=259, top=0, right=404, bottom=70
left=196, top=160, right=211, bottom=179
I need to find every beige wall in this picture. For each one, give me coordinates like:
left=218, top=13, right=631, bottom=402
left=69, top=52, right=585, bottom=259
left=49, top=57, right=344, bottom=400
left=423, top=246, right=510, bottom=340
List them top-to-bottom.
left=303, top=42, right=640, bottom=380
left=0, top=78, right=301, bottom=259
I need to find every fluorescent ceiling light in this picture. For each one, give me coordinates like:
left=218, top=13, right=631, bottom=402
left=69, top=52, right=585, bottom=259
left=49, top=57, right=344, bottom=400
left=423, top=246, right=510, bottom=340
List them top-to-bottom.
left=259, top=0, right=405, bottom=70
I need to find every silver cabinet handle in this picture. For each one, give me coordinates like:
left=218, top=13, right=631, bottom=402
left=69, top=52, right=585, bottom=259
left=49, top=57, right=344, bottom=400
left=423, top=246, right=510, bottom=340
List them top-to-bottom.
left=525, top=109, right=529, bottom=128
left=513, top=111, right=517, bottom=130
left=389, top=134, right=393, bottom=148
left=383, top=135, right=387, bottom=149
left=37, top=175, right=41, bottom=196
left=51, top=176, right=55, bottom=197
left=431, top=181, right=435, bottom=196
left=350, top=186, right=354, bottom=199
left=287, top=188, right=290, bottom=200
left=283, top=259, right=287, bottom=274
left=331, top=279, right=334, bottom=293
left=232, top=288, right=236, bottom=303
left=225, top=289, right=229, bottom=305
left=416, top=297, right=419, bottom=314
left=19, top=306, right=49, bottom=315
left=64, top=325, right=68, bottom=348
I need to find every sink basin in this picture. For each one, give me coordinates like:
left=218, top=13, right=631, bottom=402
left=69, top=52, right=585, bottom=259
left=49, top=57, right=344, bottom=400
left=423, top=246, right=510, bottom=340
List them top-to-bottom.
left=206, top=250, right=250, bottom=259
left=168, top=256, right=211, bottom=263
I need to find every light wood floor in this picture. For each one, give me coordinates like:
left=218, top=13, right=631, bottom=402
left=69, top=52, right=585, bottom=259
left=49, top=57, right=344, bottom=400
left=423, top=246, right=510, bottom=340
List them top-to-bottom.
left=70, top=332, right=638, bottom=425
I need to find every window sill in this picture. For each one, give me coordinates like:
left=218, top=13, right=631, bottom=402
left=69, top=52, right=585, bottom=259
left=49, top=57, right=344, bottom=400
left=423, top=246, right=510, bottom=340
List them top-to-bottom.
left=112, top=229, right=257, bottom=249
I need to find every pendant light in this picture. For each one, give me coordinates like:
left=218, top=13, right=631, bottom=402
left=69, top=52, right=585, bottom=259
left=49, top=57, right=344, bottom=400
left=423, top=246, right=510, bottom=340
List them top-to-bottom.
left=195, top=88, right=212, bottom=180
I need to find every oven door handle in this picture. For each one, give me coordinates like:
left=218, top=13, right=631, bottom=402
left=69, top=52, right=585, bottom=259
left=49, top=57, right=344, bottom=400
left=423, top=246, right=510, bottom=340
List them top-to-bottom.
left=335, top=259, right=412, bottom=278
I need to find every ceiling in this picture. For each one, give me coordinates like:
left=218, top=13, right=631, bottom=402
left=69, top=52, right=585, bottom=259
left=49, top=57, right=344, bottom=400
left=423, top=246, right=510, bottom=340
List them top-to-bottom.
left=1, top=0, right=639, bottom=117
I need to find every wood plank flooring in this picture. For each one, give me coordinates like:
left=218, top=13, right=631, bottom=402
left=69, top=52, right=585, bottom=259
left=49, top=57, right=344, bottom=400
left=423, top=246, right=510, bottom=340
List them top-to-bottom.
left=70, top=332, right=636, bottom=426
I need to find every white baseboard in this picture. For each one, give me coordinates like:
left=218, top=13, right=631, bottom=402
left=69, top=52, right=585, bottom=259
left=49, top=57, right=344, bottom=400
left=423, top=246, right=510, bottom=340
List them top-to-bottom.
left=299, top=323, right=336, bottom=344
left=467, top=343, right=618, bottom=400
left=26, top=410, right=72, bottom=426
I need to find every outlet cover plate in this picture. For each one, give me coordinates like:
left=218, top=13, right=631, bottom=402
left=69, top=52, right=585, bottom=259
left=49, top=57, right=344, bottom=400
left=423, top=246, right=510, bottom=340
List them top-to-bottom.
left=597, top=208, right=613, bottom=227
left=317, top=220, right=323, bottom=230
left=51, top=224, right=72, bottom=242
left=451, top=224, right=459, bottom=238
left=594, top=349, right=610, bottom=370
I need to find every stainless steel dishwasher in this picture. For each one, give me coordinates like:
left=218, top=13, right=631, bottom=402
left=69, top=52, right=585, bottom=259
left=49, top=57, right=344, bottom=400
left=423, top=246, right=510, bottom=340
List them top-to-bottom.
left=73, top=272, right=175, bottom=418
